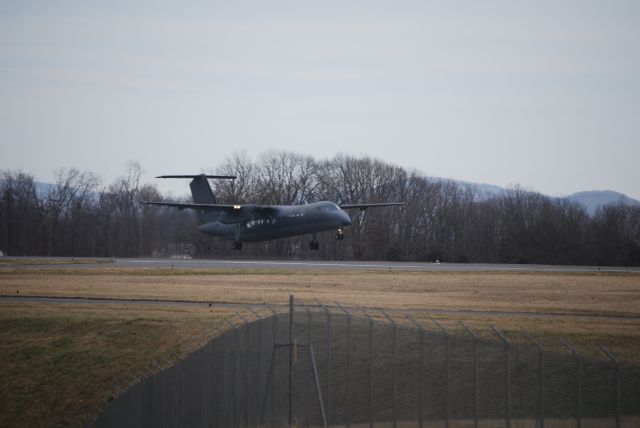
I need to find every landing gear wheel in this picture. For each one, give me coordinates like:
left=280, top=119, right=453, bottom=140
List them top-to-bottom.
left=336, top=228, right=345, bottom=241
left=309, top=240, right=319, bottom=250
left=232, top=241, right=243, bottom=250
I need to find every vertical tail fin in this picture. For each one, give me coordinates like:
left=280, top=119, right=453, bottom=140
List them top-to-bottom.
left=156, top=174, right=236, bottom=225
left=189, top=175, right=218, bottom=224
left=189, top=175, right=217, bottom=204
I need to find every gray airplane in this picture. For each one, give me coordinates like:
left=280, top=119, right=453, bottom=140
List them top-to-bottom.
left=142, top=174, right=403, bottom=250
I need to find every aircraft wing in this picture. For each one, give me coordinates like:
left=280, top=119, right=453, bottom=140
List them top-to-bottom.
left=141, top=201, right=277, bottom=224
left=141, top=201, right=238, bottom=211
left=340, top=202, right=405, bottom=210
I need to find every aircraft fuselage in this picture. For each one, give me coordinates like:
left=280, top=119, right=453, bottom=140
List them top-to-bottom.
left=141, top=174, right=402, bottom=250
left=197, top=201, right=352, bottom=242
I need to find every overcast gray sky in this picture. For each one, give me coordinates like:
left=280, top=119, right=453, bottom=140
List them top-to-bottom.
left=1, top=1, right=639, bottom=199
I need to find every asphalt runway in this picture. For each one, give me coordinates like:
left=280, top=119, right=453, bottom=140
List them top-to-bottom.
left=2, top=256, right=639, bottom=272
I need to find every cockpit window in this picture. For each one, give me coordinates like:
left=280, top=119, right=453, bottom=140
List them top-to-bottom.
left=320, top=203, right=339, bottom=212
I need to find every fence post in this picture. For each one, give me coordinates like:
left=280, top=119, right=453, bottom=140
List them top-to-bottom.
left=321, top=303, right=332, bottom=427
left=336, top=303, right=352, bottom=428
left=357, top=306, right=375, bottom=428
left=382, top=309, right=398, bottom=428
left=408, top=315, right=426, bottom=428
left=431, top=318, right=449, bottom=428
left=460, top=322, right=479, bottom=428
left=490, top=325, right=511, bottom=428
left=524, top=332, right=545, bottom=428
left=559, top=339, right=582, bottom=428
left=597, top=343, right=620, bottom=428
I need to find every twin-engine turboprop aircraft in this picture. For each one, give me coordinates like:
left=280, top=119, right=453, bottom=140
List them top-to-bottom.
left=142, top=174, right=404, bottom=250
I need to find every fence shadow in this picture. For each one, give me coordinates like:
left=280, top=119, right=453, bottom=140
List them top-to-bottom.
left=94, top=297, right=640, bottom=427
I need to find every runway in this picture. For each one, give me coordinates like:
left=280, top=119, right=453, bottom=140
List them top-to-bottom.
left=2, top=257, right=639, bottom=273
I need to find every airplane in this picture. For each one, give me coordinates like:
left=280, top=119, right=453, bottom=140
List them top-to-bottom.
left=142, top=174, right=404, bottom=250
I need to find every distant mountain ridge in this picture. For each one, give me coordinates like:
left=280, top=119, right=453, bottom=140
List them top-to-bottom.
left=428, top=177, right=507, bottom=198
left=430, top=177, right=639, bottom=216
left=18, top=180, right=640, bottom=217
left=565, top=190, right=640, bottom=216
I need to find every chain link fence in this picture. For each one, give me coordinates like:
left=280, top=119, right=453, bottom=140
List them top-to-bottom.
left=94, top=296, right=640, bottom=427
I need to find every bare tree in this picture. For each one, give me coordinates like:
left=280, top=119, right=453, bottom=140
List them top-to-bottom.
left=255, top=150, right=318, bottom=205
left=213, top=151, right=257, bottom=203
left=3, top=156, right=639, bottom=265
left=38, top=168, right=99, bottom=256
left=0, top=171, right=41, bottom=255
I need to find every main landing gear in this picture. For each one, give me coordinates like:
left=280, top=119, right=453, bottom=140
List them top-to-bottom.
left=232, top=223, right=243, bottom=250
left=310, top=229, right=345, bottom=250
left=309, top=233, right=320, bottom=250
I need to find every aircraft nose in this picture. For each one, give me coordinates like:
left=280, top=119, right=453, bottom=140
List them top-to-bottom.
left=340, top=211, right=352, bottom=227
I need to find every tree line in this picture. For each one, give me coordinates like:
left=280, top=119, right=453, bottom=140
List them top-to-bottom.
left=1, top=152, right=639, bottom=266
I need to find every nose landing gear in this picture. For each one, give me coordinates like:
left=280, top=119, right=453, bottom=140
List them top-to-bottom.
left=336, top=228, right=345, bottom=240
left=232, top=241, right=243, bottom=250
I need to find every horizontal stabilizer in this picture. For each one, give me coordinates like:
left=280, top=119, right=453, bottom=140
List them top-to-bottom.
left=156, top=174, right=236, bottom=180
left=340, top=202, right=405, bottom=210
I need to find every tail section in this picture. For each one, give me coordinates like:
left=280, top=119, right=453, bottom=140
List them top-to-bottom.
left=157, top=174, right=236, bottom=225
left=189, top=175, right=216, bottom=205
left=190, top=176, right=218, bottom=224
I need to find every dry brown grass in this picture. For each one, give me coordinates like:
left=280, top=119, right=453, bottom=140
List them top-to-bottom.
left=0, top=258, right=113, bottom=266
left=1, top=267, right=639, bottom=427
left=2, top=268, right=639, bottom=316
left=3, top=268, right=640, bottom=362
left=404, top=312, right=640, bottom=363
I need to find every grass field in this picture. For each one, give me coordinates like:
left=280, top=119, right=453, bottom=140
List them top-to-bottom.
left=0, top=266, right=639, bottom=427
left=2, top=268, right=640, bottom=315
left=0, top=301, right=235, bottom=428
